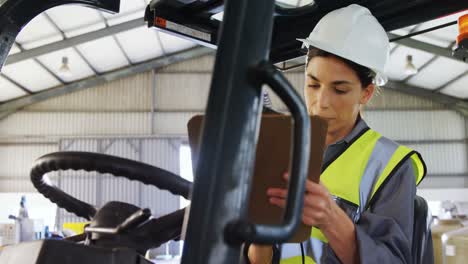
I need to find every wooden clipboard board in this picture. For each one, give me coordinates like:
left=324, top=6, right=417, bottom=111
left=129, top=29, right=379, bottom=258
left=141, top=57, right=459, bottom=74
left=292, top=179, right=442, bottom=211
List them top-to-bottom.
left=187, top=114, right=328, bottom=243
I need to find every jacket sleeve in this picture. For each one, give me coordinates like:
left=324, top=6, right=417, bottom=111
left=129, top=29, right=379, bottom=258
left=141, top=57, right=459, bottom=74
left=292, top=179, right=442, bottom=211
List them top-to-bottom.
left=354, top=159, right=416, bottom=264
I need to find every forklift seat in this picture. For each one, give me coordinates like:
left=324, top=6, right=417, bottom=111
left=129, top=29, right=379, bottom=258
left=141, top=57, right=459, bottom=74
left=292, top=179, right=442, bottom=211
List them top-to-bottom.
left=412, top=195, right=434, bottom=264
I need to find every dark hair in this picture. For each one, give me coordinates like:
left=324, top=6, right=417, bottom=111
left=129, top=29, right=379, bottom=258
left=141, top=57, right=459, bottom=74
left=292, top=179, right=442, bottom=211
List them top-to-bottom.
left=306, top=47, right=375, bottom=88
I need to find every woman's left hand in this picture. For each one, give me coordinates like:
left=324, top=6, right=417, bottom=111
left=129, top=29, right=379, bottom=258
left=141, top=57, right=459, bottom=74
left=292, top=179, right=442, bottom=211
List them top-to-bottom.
left=267, top=173, right=339, bottom=230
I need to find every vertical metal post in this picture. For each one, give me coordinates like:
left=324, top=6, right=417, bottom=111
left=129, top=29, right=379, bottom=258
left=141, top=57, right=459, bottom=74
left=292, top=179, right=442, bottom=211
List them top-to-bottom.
left=181, top=0, right=277, bottom=263
left=151, top=69, right=157, bottom=135
left=464, top=117, right=468, bottom=187
left=55, top=139, right=64, bottom=231
left=138, top=139, right=143, bottom=207
left=96, top=140, right=103, bottom=208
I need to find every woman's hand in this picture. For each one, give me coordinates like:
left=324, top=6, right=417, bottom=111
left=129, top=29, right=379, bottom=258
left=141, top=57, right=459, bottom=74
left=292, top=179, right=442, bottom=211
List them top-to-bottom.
left=267, top=173, right=339, bottom=230
left=267, top=173, right=359, bottom=264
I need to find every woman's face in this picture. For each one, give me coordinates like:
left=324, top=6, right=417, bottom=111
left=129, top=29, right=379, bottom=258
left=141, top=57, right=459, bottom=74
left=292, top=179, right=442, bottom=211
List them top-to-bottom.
left=304, top=56, right=374, bottom=135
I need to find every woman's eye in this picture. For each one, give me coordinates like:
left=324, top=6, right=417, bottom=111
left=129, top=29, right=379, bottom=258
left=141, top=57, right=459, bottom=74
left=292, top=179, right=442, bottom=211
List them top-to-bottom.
left=308, top=84, right=320, bottom=89
left=335, top=89, right=347, bottom=94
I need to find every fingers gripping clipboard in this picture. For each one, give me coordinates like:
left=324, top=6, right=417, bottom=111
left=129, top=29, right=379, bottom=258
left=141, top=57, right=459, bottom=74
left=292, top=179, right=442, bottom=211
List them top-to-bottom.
left=187, top=114, right=328, bottom=243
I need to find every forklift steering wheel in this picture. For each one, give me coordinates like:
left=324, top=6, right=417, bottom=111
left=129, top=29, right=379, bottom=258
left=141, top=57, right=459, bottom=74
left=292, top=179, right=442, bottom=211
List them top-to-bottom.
left=30, top=151, right=192, bottom=220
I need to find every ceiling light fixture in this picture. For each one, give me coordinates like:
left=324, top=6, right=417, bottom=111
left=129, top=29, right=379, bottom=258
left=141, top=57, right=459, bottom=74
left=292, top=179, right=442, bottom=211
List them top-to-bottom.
left=404, top=54, right=418, bottom=76
left=59, top=56, right=72, bottom=77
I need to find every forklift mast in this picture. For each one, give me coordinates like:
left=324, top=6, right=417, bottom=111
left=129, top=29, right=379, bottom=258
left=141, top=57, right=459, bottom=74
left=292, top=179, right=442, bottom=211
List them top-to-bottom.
left=180, top=0, right=310, bottom=263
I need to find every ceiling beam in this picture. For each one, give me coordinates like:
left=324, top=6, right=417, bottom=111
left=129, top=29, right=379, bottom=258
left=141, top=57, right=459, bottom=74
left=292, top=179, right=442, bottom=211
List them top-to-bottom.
left=5, top=18, right=145, bottom=66
left=4, top=22, right=457, bottom=68
left=390, top=24, right=423, bottom=56
left=389, top=33, right=455, bottom=60
left=0, top=46, right=214, bottom=120
left=434, top=70, right=468, bottom=92
left=384, top=80, right=468, bottom=116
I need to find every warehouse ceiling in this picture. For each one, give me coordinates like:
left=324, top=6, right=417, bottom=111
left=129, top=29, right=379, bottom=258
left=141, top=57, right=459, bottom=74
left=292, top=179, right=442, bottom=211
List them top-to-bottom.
left=0, top=0, right=467, bottom=116
left=0, top=0, right=200, bottom=102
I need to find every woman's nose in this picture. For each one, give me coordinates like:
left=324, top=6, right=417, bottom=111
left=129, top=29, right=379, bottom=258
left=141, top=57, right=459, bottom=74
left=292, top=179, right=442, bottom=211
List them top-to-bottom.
left=316, top=88, right=330, bottom=109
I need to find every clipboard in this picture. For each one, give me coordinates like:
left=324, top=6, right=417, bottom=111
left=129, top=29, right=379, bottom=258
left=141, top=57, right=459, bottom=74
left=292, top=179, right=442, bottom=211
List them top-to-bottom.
left=187, top=114, right=328, bottom=243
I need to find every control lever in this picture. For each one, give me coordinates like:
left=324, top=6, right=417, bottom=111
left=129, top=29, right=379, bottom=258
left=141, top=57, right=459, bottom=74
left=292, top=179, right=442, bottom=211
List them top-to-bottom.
left=84, top=208, right=152, bottom=235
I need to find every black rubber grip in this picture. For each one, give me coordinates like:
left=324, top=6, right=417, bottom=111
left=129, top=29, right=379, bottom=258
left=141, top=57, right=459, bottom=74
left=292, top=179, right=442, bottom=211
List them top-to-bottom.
left=30, top=151, right=193, bottom=220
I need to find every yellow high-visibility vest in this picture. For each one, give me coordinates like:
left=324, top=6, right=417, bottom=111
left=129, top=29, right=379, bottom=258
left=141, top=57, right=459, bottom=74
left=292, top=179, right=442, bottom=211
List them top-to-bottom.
left=281, top=128, right=426, bottom=264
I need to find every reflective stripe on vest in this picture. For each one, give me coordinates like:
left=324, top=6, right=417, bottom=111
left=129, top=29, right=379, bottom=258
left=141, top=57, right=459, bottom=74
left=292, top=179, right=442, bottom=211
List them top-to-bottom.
left=280, top=129, right=426, bottom=264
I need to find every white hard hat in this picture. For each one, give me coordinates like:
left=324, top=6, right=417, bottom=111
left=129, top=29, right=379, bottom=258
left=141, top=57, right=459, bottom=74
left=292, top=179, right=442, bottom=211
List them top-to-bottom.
left=298, top=4, right=390, bottom=86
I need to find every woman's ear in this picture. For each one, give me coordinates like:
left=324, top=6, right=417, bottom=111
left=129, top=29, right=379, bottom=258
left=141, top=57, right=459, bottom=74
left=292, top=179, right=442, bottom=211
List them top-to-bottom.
left=360, top=84, right=375, bottom=105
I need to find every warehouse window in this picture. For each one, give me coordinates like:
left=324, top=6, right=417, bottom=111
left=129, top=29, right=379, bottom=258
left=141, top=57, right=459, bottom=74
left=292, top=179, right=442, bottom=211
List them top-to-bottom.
left=179, top=145, right=194, bottom=209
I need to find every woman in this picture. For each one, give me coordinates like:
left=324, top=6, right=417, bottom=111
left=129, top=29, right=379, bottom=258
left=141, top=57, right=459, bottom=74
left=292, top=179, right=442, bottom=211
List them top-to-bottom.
left=247, top=4, right=426, bottom=264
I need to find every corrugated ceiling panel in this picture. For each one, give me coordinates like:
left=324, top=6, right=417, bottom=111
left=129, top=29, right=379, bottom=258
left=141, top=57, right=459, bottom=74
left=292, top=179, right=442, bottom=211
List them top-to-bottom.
left=46, top=5, right=105, bottom=33
left=106, top=11, right=144, bottom=26
left=15, top=14, right=61, bottom=45
left=65, top=23, right=106, bottom=38
left=116, top=27, right=164, bottom=63
left=390, top=27, right=412, bottom=36
left=424, top=30, right=458, bottom=45
left=158, top=31, right=197, bottom=54
left=21, top=35, right=63, bottom=50
left=77, top=36, right=129, bottom=72
left=8, top=44, right=21, bottom=55
left=386, top=46, right=435, bottom=81
left=36, top=48, right=95, bottom=82
left=408, top=57, right=468, bottom=90
left=1, top=60, right=61, bottom=92
left=25, top=72, right=152, bottom=112
left=155, top=73, right=210, bottom=111
left=442, top=74, right=468, bottom=99
left=0, top=76, right=27, bottom=102
left=364, top=110, right=465, bottom=141
left=0, top=112, right=151, bottom=136
left=407, top=143, right=467, bottom=175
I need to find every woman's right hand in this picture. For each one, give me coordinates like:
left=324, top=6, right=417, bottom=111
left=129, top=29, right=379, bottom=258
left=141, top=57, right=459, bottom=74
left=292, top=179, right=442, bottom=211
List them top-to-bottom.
left=248, top=244, right=273, bottom=264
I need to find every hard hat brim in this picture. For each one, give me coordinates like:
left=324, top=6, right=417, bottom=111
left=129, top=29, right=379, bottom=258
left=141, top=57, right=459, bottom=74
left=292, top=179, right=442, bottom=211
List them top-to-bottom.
left=297, top=38, right=388, bottom=86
